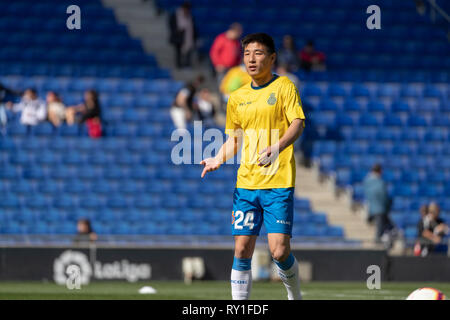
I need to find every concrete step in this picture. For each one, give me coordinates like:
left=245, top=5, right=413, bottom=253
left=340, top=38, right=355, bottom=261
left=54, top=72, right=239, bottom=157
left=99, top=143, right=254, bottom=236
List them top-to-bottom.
left=295, top=159, right=376, bottom=244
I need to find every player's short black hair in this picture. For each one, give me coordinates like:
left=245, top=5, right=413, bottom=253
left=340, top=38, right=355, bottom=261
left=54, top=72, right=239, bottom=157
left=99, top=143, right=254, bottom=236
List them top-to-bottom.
left=241, top=33, right=276, bottom=55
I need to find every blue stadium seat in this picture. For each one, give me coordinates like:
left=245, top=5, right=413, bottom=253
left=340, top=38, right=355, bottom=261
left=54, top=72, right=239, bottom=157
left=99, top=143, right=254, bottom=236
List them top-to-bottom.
left=301, top=83, right=322, bottom=97
left=326, top=83, right=347, bottom=97
left=351, top=84, right=370, bottom=97
left=376, top=84, right=397, bottom=98
left=399, top=85, right=421, bottom=98
left=423, top=85, right=442, bottom=98
left=318, top=99, right=339, bottom=111
left=342, top=99, right=361, bottom=112
left=367, top=100, right=386, bottom=113
left=391, top=101, right=410, bottom=113
left=358, top=113, right=380, bottom=127
left=407, top=115, right=428, bottom=127
left=32, top=123, right=55, bottom=136
left=58, top=124, right=80, bottom=136
left=53, top=194, right=77, bottom=209
left=24, top=195, right=48, bottom=209
left=107, top=195, right=129, bottom=209
left=133, top=195, right=160, bottom=209
left=79, top=196, right=104, bottom=209
left=326, top=226, right=344, bottom=237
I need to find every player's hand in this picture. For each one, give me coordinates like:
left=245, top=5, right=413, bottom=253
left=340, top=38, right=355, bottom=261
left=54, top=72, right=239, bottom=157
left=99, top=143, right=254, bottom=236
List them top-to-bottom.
left=258, top=143, right=280, bottom=167
left=200, top=157, right=221, bottom=178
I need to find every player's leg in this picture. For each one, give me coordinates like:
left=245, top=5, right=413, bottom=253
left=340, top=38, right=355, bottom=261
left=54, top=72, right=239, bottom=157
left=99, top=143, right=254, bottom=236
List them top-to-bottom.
left=230, top=188, right=263, bottom=300
left=262, top=188, right=302, bottom=300
left=268, top=233, right=301, bottom=300
left=231, top=235, right=257, bottom=300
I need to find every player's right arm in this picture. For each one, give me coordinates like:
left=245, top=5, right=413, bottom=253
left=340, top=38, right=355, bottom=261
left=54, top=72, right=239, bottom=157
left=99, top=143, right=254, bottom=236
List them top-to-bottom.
left=200, top=94, right=242, bottom=178
left=200, top=133, right=242, bottom=178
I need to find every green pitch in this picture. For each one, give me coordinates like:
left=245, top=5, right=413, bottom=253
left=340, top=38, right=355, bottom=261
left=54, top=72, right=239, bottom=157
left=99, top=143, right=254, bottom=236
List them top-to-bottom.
left=0, top=281, right=449, bottom=300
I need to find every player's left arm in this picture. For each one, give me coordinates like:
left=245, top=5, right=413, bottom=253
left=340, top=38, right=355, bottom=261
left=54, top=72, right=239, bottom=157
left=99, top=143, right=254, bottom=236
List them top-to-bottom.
left=258, top=81, right=306, bottom=167
left=258, top=118, right=304, bottom=166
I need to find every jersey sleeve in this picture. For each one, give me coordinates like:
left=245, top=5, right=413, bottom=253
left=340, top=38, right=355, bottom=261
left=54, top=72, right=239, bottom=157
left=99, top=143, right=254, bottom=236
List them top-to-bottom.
left=283, top=80, right=306, bottom=127
left=225, top=95, right=242, bottom=136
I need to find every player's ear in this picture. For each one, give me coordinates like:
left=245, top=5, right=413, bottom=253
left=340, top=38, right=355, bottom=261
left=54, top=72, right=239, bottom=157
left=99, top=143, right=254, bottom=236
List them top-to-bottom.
left=270, top=52, right=276, bottom=64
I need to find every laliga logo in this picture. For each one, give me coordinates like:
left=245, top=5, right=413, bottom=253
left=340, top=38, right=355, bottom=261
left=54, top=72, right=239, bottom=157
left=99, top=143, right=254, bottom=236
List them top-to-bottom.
left=53, top=250, right=152, bottom=287
left=54, top=250, right=92, bottom=287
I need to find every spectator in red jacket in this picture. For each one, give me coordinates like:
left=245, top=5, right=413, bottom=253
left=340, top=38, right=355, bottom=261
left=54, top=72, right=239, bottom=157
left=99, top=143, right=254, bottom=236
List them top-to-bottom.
left=209, top=23, right=243, bottom=86
left=299, top=40, right=326, bottom=72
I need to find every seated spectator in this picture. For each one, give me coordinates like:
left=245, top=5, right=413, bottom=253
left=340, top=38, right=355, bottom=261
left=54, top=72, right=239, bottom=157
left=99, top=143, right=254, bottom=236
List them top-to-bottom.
left=277, top=35, right=300, bottom=72
left=299, top=40, right=326, bottom=72
left=276, top=64, right=300, bottom=90
left=170, top=74, right=204, bottom=129
left=0, top=81, right=22, bottom=103
left=1, top=82, right=22, bottom=134
left=6, top=88, right=46, bottom=126
left=196, top=88, right=218, bottom=128
left=66, top=89, right=102, bottom=138
left=46, top=91, right=66, bottom=127
left=415, top=202, right=449, bottom=256
left=419, top=203, right=428, bottom=219
left=74, top=218, right=98, bottom=243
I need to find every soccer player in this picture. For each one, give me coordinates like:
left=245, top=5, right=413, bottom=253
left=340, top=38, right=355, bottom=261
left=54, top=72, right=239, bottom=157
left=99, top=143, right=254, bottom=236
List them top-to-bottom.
left=200, top=33, right=305, bottom=300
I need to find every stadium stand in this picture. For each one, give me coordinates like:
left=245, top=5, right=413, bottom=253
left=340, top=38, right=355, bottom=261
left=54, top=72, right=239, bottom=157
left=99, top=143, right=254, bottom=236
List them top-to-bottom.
left=0, top=0, right=351, bottom=245
left=152, top=0, right=450, bottom=246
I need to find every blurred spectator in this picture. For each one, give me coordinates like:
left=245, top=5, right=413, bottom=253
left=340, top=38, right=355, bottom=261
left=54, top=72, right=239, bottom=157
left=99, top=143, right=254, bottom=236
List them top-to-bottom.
left=415, top=0, right=426, bottom=15
left=169, top=1, right=197, bottom=69
left=209, top=23, right=243, bottom=86
left=277, top=35, right=299, bottom=72
left=299, top=40, right=326, bottom=72
left=219, top=64, right=251, bottom=100
left=276, top=64, right=300, bottom=89
left=170, top=74, right=205, bottom=129
left=0, top=82, right=22, bottom=103
left=0, top=82, right=22, bottom=134
left=6, top=88, right=46, bottom=126
left=196, top=88, right=218, bottom=128
left=66, top=89, right=102, bottom=138
left=46, top=91, right=66, bottom=127
left=363, top=164, right=394, bottom=243
left=415, top=202, right=449, bottom=256
left=419, top=204, right=428, bottom=219
left=74, top=218, right=98, bottom=243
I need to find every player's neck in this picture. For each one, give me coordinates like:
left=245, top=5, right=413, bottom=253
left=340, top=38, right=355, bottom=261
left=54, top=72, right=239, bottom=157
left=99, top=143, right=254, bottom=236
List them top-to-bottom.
left=251, top=72, right=274, bottom=88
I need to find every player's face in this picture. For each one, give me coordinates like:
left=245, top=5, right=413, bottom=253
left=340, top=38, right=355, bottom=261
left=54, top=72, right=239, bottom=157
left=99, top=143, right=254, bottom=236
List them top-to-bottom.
left=243, top=42, right=275, bottom=78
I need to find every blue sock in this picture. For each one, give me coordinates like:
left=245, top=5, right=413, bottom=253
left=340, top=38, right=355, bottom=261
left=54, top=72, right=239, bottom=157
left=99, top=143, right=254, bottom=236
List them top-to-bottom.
left=273, top=253, right=295, bottom=271
left=232, top=257, right=252, bottom=271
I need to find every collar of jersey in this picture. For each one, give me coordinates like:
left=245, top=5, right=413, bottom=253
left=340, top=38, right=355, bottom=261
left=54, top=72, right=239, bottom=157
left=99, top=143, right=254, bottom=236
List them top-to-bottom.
left=250, top=74, right=279, bottom=90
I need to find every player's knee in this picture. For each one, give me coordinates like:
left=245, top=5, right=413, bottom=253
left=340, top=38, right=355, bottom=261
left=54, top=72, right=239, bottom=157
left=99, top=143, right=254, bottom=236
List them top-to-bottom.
left=234, top=243, right=253, bottom=259
left=271, top=246, right=289, bottom=262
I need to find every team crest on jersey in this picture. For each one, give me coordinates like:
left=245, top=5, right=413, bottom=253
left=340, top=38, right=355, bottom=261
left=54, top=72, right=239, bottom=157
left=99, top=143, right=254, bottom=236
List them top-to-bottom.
left=267, top=93, right=277, bottom=105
